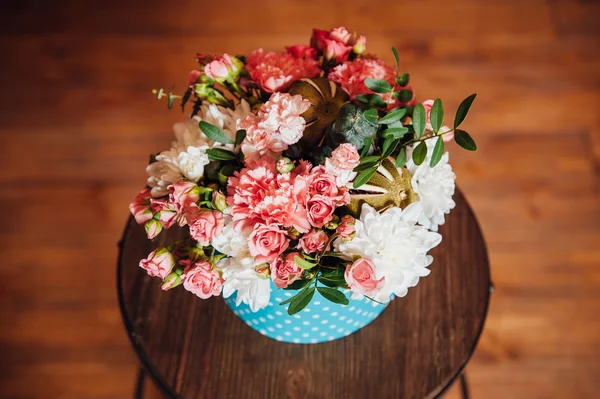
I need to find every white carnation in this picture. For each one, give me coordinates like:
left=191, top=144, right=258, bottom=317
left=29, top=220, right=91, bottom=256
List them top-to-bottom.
left=406, top=136, right=456, bottom=231
left=177, top=145, right=210, bottom=181
left=336, top=202, right=442, bottom=302
left=211, top=216, right=250, bottom=258
left=218, top=256, right=271, bottom=312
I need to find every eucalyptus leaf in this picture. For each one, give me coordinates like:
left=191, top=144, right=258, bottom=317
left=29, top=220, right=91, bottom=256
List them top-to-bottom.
left=364, top=78, right=392, bottom=94
left=454, top=93, right=477, bottom=128
left=430, top=99, right=444, bottom=133
left=413, top=103, right=426, bottom=138
left=378, top=108, right=407, bottom=125
left=199, top=121, right=234, bottom=145
left=454, top=129, right=477, bottom=151
left=430, top=138, right=445, bottom=167
left=412, top=142, right=427, bottom=165
left=395, top=146, right=407, bottom=167
left=206, top=148, right=237, bottom=161
left=353, top=165, right=379, bottom=188
left=294, top=256, right=317, bottom=270
left=287, top=287, right=316, bottom=315
left=317, top=287, right=350, bottom=305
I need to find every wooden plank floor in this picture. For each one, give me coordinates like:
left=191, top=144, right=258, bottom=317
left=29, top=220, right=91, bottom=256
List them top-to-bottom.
left=0, top=1, right=598, bottom=398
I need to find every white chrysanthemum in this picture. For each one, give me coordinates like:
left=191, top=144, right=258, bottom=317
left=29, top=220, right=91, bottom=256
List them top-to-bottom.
left=147, top=101, right=252, bottom=197
left=406, top=136, right=456, bottom=231
left=336, top=202, right=442, bottom=302
left=219, top=257, right=271, bottom=312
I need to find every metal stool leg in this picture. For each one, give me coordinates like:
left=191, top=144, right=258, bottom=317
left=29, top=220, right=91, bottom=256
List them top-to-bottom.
left=459, top=373, right=470, bottom=399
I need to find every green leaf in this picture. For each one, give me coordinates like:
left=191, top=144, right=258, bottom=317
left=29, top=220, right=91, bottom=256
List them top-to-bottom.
left=391, top=47, right=400, bottom=68
left=396, top=73, right=410, bottom=87
left=364, top=78, right=392, bottom=94
left=393, top=89, right=413, bottom=103
left=454, top=93, right=477, bottom=128
left=167, top=94, right=176, bottom=110
left=356, top=94, right=387, bottom=109
left=430, top=99, right=444, bottom=133
left=413, top=103, right=426, bottom=138
left=363, top=108, right=378, bottom=124
left=378, top=108, right=407, bottom=125
left=199, top=121, right=234, bottom=145
left=381, top=127, right=409, bottom=139
left=235, top=129, right=246, bottom=146
left=454, top=129, right=477, bottom=151
left=361, top=136, right=373, bottom=157
left=382, top=137, right=399, bottom=158
left=430, top=138, right=445, bottom=167
left=412, top=142, right=427, bottom=165
left=395, top=146, right=407, bottom=167
left=206, top=148, right=237, bottom=161
left=359, top=155, right=381, bottom=164
left=353, top=161, right=379, bottom=172
left=219, top=164, right=237, bottom=177
left=353, top=165, right=378, bottom=188
left=294, top=256, right=317, bottom=270
left=284, top=279, right=311, bottom=290
left=318, top=279, right=343, bottom=288
left=279, top=283, right=310, bottom=305
left=287, top=287, right=316, bottom=315
left=317, top=287, right=350, bottom=305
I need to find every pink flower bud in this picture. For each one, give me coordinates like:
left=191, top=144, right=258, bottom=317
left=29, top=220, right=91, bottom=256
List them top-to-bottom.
left=329, top=27, right=352, bottom=44
left=353, top=35, right=367, bottom=55
left=323, top=39, right=353, bottom=62
left=204, top=54, right=243, bottom=83
left=188, top=70, right=202, bottom=85
left=276, top=157, right=294, bottom=174
left=129, top=188, right=153, bottom=225
left=212, top=191, right=228, bottom=212
left=145, top=219, right=162, bottom=239
left=139, top=247, right=175, bottom=279
left=254, top=263, right=271, bottom=278
left=161, top=271, right=182, bottom=291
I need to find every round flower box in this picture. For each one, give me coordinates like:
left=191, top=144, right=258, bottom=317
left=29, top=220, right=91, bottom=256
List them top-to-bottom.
left=225, top=280, right=388, bottom=344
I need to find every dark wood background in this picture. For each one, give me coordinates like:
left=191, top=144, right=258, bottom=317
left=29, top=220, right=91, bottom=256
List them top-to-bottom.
left=0, top=0, right=598, bottom=398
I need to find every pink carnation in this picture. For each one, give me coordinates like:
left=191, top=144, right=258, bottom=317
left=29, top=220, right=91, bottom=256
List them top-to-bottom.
left=285, top=44, right=317, bottom=60
left=245, top=49, right=321, bottom=93
left=328, top=57, right=396, bottom=100
left=330, top=143, right=360, bottom=170
left=169, top=180, right=199, bottom=212
left=185, top=205, right=224, bottom=246
left=248, top=223, right=290, bottom=264
left=298, top=229, right=330, bottom=254
left=270, top=252, right=304, bottom=288
left=345, top=258, right=385, bottom=297
left=181, top=260, right=223, bottom=299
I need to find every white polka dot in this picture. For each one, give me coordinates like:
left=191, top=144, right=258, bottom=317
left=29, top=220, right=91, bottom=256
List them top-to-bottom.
left=284, top=292, right=292, bottom=297
left=275, top=297, right=282, bottom=302
left=314, top=301, right=321, bottom=305
left=268, top=302, right=274, bottom=306
left=349, top=306, right=356, bottom=311
left=323, top=307, right=330, bottom=311
left=303, top=308, right=311, bottom=313
left=246, top=309, right=252, bottom=314
left=356, top=309, right=362, bottom=315
left=233, top=310, right=239, bottom=315
left=275, top=311, right=283, bottom=316
left=331, top=312, right=338, bottom=316
left=267, top=314, right=274, bottom=320
left=312, top=314, right=320, bottom=319
left=293, top=315, right=301, bottom=319
left=339, top=316, right=346, bottom=321
left=259, top=317, right=266, bottom=323
left=251, top=319, right=259, bottom=325
left=284, top=319, right=292, bottom=324
left=347, top=319, right=354, bottom=324
left=321, top=320, right=328, bottom=324
left=245, top=321, right=252, bottom=326
left=303, top=321, right=310, bottom=326
left=353, top=321, right=360, bottom=327
left=360, top=322, right=366, bottom=327
left=275, top=323, right=283, bottom=329
left=330, top=324, right=337, bottom=329
left=267, top=327, right=275, bottom=332
left=293, top=327, right=301, bottom=332
left=311, top=327, right=319, bottom=332
left=337, top=328, right=344, bottom=333
left=259, top=329, right=267, bottom=334
left=284, top=331, right=291, bottom=336
left=344, top=331, right=352, bottom=336
left=320, top=332, right=327, bottom=337
left=302, top=333, right=309, bottom=338
left=276, top=336, right=283, bottom=341
left=328, top=336, right=335, bottom=341
left=293, top=338, right=300, bottom=343
left=310, top=339, right=318, bottom=343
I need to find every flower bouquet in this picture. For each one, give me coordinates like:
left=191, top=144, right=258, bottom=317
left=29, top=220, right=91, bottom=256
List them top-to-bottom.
left=129, top=27, right=477, bottom=344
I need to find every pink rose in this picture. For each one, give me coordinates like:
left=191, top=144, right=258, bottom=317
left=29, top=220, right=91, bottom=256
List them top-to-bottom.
left=329, top=27, right=352, bottom=44
left=310, top=29, right=330, bottom=50
left=353, top=35, right=367, bottom=55
left=324, top=39, right=353, bottom=62
left=285, top=44, right=317, bottom=60
left=204, top=54, right=241, bottom=82
left=188, top=70, right=202, bottom=85
left=330, top=143, right=360, bottom=170
left=308, top=167, right=340, bottom=197
left=169, top=180, right=199, bottom=211
left=129, top=188, right=153, bottom=225
left=306, top=195, right=335, bottom=228
left=150, top=199, right=178, bottom=229
left=186, top=205, right=224, bottom=246
left=336, top=215, right=356, bottom=240
left=248, top=224, right=289, bottom=263
left=298, top=229, right=330, bottom=254
left=139, top=248, right=175, bottom=279
left=271, top=252, right=304, bottom=288
left=345, top=258, right=385, bottom=297
left=181, top=260, right=223, bottom=299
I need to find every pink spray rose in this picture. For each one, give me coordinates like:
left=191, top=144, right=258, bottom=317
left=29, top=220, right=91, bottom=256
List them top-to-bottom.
left=329, top=27, right=352, bottom=44
left=310, top=29, right=330, bottom=51
left=324, top=39, right=353, bottom=62
left=285, top=44, right=317, bottom=60
left=204, top=53, right=242, bottom=82
left=187, top=70, right=202, bottom=85
left=330, top=143, right=360, bottom=170
left=168, top=180, right=200, bottom=211
left=129, top=188, right=153, bottom=225
left=306, top=195, right=335, bottom=228
left=150, top=198, right=178, bottom=229
left=185, top=205, right=224, bottom=246
left=336, top=215, right=356, bottom=240
left=144, top=219, right=162, bottom=239
left=248, top=223, right=290, bottom=263
left=298, top=229, right=330, bottom=254
left=139, top=247, right=175, bottom=279
left=270, top=252, right=304, bottom=288
left=345, top=258, right=385, bottom=297
left=181, top=260, right=223, bottom=299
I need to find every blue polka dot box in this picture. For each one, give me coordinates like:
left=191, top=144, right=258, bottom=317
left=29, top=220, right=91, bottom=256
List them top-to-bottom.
left=224, top=279, right=389, bottom=344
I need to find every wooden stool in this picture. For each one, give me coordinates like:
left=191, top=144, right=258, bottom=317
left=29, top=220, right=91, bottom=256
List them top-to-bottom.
left=117, top=189, right=491, bottom=399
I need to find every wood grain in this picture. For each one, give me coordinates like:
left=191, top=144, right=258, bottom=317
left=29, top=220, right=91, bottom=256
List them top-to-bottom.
left=0, top=0, right=599, bottom=398
left=118, top=190, right=490, bottom=399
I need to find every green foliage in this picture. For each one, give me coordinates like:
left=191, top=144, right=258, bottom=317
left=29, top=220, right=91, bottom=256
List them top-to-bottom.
left=391, top=47, right=400, bottom=68
left=396, top=73, right=410, bottom=86
left=364, top=78, right=392, bottom=93
left=393, top=89, right=413, bottom=103
left=454, top=93, right=477, bottom=128
left=356, top=94, right=387, bottom=109
left=430, top=99, right=444, bottom=133
left=333, top=103, right=378, bottom=150
left=412, top=103, right=426, bottom=138
left=363, top=108, right=379, bottom=124
left=378, top=108, right=407, bottom=125
left=199, top=121, right=234, bottom=145
left=381, top=127, right=408, bottom=139
left=235, top=129, right=246, bottom=146
left=454, top=129, right=477, bottom=151
left=361, top=136, right=373, bottom=157
left=430, top=138, right=445, bottom=167
left=412, top=141, right=427, bottom=165
left=395, top=146, right=407, bottom=167
left=206, top=148, right=237, bottom=161
left=353, top=164, right=379, bottom=188
left=294, top=256, right=317, bottom=270
left=284, top=279, right=311, bottom=290
left=287, top=287, right=315, bottom=315
left=317, top=287, right=349, bottom=305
